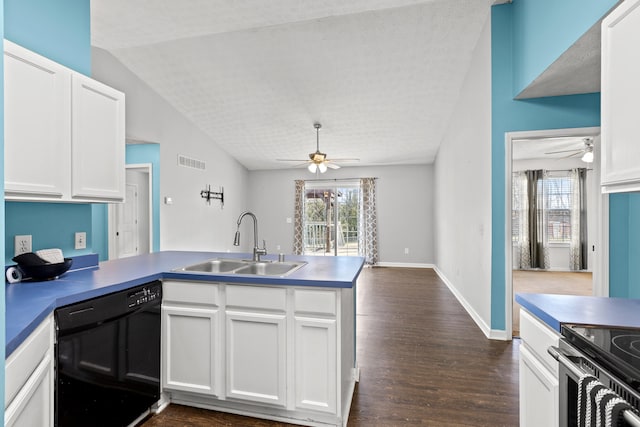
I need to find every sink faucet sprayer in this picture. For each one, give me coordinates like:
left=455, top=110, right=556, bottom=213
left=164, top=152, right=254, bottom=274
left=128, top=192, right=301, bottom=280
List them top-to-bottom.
left=233, top=211, right=267, bottom=262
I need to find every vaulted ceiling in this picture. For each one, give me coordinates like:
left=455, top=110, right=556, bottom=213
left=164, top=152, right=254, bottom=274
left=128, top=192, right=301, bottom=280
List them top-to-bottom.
left=91, top=0, right=497, bottom=170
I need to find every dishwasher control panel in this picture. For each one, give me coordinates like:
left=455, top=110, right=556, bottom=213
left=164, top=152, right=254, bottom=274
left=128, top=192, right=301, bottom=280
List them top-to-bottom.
left=127, top=281, right=162, bottom=308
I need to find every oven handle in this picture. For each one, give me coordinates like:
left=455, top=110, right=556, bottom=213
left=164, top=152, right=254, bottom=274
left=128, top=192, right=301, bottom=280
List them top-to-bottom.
left=548, top=346, right=640, bottom=427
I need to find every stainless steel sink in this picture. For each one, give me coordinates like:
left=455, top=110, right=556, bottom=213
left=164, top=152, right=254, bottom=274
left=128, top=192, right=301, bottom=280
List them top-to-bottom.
left=174, top=258, right=306, bottom=277
left=175, top=259, right=249, bottom=273
left=233, top=261, right=305, bottom=276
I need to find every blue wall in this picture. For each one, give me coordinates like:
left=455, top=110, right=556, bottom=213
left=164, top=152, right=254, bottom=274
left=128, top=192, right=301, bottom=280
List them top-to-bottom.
left=0, top=0, right=6, bottom=415
left=4, top=0, right=102, bottom=263
left=4, top=0, right=90, bottom=76
left=511, top=0, right=616, bottom=95
left=491, top=3, right=604, bottom=330
left=609, top=193, right=640, bottom=298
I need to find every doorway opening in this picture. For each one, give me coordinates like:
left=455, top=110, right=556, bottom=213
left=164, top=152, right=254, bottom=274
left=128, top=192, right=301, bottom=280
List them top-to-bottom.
left=505, top=127, right=608, bottom=337
left=108, top=164, right=153, bottom=259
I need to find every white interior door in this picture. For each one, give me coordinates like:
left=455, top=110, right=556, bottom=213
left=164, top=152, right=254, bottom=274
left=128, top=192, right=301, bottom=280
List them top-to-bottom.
left=108, top=164, right=153, bottom=260
left=116, top=183, right=139, bottom=258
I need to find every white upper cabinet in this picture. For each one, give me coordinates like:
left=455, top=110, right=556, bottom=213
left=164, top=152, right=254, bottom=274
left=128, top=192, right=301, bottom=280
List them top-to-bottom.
left=601, top=0, right=640, bottom=193
left=4, top=40, right=125, bottom=203
left=4, top=41, right=71, bottom=199
left=71, top=74, right=125, bottom=201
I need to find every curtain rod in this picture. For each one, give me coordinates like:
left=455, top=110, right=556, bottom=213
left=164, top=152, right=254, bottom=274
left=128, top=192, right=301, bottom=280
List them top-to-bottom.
left=513, top=168, right=592, bottom=173
left=304, top=177, right=378, bottom=183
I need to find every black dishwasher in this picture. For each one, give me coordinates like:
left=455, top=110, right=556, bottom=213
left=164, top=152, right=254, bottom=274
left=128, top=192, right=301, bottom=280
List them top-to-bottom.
left=54, top=281, right=162, bottom=427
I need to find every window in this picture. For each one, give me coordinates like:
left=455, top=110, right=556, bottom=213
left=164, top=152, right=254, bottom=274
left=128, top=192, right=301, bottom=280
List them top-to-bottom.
left=512, top=171, right=573, bottom=244
left=542, top=173, right=572, bottom=244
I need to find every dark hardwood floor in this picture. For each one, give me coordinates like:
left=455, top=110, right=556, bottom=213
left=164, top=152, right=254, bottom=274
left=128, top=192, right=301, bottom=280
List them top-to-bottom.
left=140, top=267, right=520, bottom=427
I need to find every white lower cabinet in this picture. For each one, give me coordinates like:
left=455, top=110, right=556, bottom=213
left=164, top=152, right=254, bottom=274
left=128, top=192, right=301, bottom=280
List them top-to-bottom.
left=161, top=280, right=355, bottom=426
left=162, top=281, right=221, bottom=397
left=519, top=309, right=560, bottom=427
left=226, top=310, right=287, bottom=406
left=5, top=315, right=54, bottom=427
left=294, top=316, right=337, bottom=413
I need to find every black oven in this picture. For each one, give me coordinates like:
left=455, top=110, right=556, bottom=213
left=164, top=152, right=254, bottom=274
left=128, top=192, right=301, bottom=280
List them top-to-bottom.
left=54, top=281, right=162, bottom=427
left=549, top=324, right=640, bottom=427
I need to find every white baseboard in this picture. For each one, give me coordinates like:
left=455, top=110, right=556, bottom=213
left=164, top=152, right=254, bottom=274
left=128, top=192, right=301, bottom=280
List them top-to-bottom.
left=374, top=262, right=434, bottom=268
left=433, top=266, right=510, bottom=341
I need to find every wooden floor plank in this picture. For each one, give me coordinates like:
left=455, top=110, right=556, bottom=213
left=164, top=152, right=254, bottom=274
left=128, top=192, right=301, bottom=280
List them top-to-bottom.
left=140, top=267, right=520, bottom=426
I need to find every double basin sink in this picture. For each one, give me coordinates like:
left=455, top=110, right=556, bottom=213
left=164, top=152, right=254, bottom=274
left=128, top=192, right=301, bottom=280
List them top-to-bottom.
left=174, top=258, right=307, bottom=277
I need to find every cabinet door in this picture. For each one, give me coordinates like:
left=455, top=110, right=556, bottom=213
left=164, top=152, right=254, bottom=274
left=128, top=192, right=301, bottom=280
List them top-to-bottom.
left=601, top=0, right=640, bottom=192
left=4, top=40, right=71, bottom=200
left=71, top=73, right=125, bottom=201
left=162, top=305, right=221, bottom=396
left=226, top=310, right=287, bottom=407
left=294, top=317, right=337, bottom=414
left=519, top=345, right=559, bottom=427
left=5, top=354, right=53, bottom=427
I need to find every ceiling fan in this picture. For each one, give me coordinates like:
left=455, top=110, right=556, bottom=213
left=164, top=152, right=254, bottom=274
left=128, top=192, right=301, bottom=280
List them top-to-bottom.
left=277, top=123, right=359, bottom=173
left=544, top=137, right=594, bottom=163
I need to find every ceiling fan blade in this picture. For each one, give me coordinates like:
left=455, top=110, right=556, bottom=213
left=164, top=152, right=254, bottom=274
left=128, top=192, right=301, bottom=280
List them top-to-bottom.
left=544, top=149, right=582, bottom=155
left=559, top=152, right=582, bottom=159
left=326, top=158, right=360, bottom=162
left=276, top=159, right=310, bottom=162
left=326, top=163, right=341, bottom=169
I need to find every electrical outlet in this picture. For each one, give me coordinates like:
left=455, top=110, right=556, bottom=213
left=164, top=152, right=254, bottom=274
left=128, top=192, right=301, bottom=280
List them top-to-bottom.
left=75, top=232, right=87, bottom=250
left=15, top=235, right=32, bottom=256
left=404, top=248, right=409, bottom=255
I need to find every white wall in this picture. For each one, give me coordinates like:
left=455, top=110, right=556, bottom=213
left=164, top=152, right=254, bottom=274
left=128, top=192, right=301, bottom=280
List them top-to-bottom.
left=433, top=12, right=492, bottom=330
left=92, top=48, right=250, bottom=252
left=512, top=157, right=597, bottom=272
left=247, top=164, right=434, bottom=264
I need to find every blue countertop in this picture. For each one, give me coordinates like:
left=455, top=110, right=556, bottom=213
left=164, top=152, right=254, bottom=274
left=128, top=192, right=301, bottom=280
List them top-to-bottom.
left=6, top=251, right=364, bottom=357
left=516, top=292, right=640, bottom=332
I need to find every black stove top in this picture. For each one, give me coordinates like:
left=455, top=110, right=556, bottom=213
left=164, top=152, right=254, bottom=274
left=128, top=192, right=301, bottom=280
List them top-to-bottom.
left=562, top=324, right=640, bottom=392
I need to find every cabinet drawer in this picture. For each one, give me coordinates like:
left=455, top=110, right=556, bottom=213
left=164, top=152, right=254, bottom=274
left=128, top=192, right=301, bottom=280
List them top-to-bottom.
left=163, top=280, right=220, bottom=306
left=226, top=285, right=286, bottom=311
left=294, top=289, right=337, bottom=316
left=520, top=309, right=560, bottom=375
left=5, top=315, right=53, bottom=408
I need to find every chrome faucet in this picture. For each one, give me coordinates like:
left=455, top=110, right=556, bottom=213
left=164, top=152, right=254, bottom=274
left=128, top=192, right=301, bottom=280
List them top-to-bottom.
left=233, top=211, right=267, bottom=262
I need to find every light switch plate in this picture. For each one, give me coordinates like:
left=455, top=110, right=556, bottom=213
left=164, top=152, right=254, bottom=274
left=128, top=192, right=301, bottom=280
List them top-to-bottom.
left=75, top=232, right=87, bottom=250
left=15, top=235, right=32, bottom=256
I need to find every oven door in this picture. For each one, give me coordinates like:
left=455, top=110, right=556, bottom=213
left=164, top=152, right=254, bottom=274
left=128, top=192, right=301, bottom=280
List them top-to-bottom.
left=549, top=345, right=640, bottom=427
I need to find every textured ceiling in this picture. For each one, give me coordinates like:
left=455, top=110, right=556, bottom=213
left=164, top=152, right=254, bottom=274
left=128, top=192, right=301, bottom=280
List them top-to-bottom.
left=91, top=0, right=494, bottom=170
left=515, top=20, right=602, bottom=99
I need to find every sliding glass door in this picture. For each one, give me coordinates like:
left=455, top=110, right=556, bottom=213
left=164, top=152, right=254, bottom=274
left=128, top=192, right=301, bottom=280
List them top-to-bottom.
left=303, top=181, right=360, bottom=256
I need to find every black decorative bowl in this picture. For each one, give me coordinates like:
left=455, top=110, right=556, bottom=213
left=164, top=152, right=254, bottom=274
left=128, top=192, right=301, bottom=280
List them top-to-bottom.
left=17, top=258, right=73, bottom=281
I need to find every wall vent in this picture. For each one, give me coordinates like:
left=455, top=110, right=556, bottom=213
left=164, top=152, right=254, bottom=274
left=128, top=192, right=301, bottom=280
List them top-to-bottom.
left=177, top=154, right=206, bottom=170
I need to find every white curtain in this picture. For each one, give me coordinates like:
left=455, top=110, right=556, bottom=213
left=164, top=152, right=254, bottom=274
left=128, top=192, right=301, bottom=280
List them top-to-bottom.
left=513, top=172, right=531, bottom=269
left=358, top=178, right=378, bottom=265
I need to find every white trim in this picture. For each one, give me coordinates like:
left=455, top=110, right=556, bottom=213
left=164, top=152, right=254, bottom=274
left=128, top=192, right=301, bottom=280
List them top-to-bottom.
left=504, top=127, right=606, bottom=339
left=108, top=163, right=154, bottom=260
left=374, top=262, right=434, bottom=269
left=432, top=267, right=510, bottom=341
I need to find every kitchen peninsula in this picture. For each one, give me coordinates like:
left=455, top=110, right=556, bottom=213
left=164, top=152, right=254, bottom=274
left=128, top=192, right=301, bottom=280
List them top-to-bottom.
left=5, top=251, right=364, bottom=427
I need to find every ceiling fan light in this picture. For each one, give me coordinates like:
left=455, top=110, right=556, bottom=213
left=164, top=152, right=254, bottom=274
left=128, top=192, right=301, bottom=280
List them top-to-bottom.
left=581, top=151, right=594, bottom=163
left=308, top=163, right=318, bottom=173
left=318, top=163, right=328, bottom=173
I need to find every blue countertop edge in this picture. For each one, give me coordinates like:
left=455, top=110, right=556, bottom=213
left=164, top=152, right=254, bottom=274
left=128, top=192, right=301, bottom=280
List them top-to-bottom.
left=6, top=251, right=365, bottom=357
left=515, top=292, right=640, bottom=333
